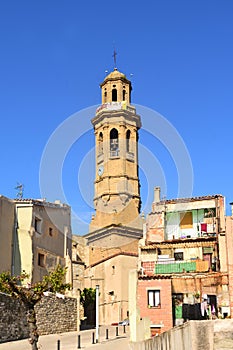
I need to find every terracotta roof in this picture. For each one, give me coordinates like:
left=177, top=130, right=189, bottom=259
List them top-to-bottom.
left=161, top=194, right=223, bottom=204
left=14, top=198, right=70, bottom=208
left=141, top=236, right=217, bottom=250
left=88, top=251, right=138, bottom=268
left=139, top=271, right=228, bottom=280
left=139, top=274, right=172, bottom=280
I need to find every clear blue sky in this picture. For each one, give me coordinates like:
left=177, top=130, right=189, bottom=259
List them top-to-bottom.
left=0, top=1, right=233, bottom=234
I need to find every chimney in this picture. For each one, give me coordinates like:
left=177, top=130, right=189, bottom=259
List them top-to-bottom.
left=154, top=187, right=161, bottom=203
left=230, top=202, right=233, bottom=216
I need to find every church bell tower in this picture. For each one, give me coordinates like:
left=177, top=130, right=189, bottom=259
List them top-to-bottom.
left=88, top=67, right=143, bottom=244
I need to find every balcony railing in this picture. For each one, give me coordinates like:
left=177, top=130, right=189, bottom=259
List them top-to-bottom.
left=110, top=150, right=119, bottom=158
left=126, top=151, right=134, bottom=161
left=155, top=260, right=209, bottom=274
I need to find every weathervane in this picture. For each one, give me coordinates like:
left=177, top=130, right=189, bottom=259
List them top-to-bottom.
left=113, top=49, right=117, bottom=68
left=15, top=182, right=24, bottom=199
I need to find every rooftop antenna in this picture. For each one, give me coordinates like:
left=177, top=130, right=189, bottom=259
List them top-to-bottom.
left=112, top=48, right=117, bottom=69
left=15, top=182, right=24, bottom=199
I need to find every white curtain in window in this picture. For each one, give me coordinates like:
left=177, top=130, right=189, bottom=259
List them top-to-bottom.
left=148, top=291, right=154, bottom=306
left=155, top=291, right=160, bottom=306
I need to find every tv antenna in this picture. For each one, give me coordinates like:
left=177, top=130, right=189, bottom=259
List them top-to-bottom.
left=15, top=183, right=24, bottom=199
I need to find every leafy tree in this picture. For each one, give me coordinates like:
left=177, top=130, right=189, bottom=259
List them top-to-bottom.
left=0, top=265, right=71, bottom=350
left=80, top=287, right=96, bottom=309
left=80, top=287, right=97, bottom=325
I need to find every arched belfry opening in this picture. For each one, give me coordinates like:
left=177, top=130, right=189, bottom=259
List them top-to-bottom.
left=112, top=88, right=117, bottom=102
left=104, top=89, right=107, bottom=103
left=123, top=89, right=126, bottom=101
left=110, top=128, right=119, bottom=156
left=126, top=129, right=131, bottom=152
left=99, top=132, right=103, bottom=154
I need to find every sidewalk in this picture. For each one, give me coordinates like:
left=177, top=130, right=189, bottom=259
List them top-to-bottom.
left=0, top=325, right=130, bottom=350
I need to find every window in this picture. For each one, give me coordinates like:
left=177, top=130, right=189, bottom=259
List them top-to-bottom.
left=112, top=88, right=117, bottom=101
left=110, top=128, right=119, bottom=156
left=204, top=208, right=216, bottom=218
left=180, top=212, right=193, bottom=229
left=35, top=217, right=41, bottom=233
left=49, top=227, right=53, bottom=236
left=174, top=252, right=184, bottom=261
left=38, top=253, right=45, bottom=267
left=148, top=290, right=160, bottom=308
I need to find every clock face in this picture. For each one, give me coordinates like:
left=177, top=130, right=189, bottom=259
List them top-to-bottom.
left=98, top=165, right=104, bottom=176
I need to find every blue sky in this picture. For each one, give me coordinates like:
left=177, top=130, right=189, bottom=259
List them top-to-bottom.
left=0, top=1, right=233, bottom=234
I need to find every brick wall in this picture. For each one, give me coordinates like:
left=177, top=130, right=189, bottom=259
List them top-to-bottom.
left=142, top=261, right=155, bottom=275
left=137, top=278, right=173, bottom=333
left=0, top=292, right=77, bottom=343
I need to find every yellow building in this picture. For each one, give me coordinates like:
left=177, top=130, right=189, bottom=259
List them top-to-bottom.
left=13, top=199, right=72, bottom=284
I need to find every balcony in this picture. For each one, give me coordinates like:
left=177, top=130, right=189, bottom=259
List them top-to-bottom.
left=95, top=102, right=136, bottom=115
left=155, top=260, right=209, bottom=274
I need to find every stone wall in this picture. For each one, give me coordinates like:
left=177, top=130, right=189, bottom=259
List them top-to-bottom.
left=0, top=292, right=77, bottom=343
left=0, top=292, right=28, bottom=343
left=129, top=320, right=233, bottom=350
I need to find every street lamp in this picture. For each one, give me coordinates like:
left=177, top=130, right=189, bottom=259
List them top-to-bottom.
left=96, top=285, right=100, bottom=343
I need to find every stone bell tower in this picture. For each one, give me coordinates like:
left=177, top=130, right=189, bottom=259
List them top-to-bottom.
left=87, top=67, right=143, bottom=246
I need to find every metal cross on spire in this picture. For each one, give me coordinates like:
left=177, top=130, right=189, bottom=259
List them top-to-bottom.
left=113, top=49, right=117, bottom=69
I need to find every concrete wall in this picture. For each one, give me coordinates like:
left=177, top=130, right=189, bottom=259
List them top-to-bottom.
left=0, top=292, right=77, bottom=343
left=129, top=320, right=233, bottom=350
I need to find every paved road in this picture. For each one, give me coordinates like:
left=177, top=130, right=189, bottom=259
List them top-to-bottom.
left=0, top=326, right=131, bottom=350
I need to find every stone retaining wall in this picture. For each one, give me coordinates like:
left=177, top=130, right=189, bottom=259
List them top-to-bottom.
left=0, top=292, right=77, bottom=343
